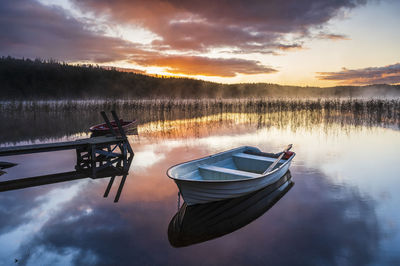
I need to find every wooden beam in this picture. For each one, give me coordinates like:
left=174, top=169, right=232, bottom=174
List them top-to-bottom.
left=111, top=110, right=134, bottom=156
left=0, top=136, right=121, bottom=157
left=0, top=167, right=123, bottom=192
left=114, top=174, right=127, bottom=203
left=103, top=176, right=115, bottom=198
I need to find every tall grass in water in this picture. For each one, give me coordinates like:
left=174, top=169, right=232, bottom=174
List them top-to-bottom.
left=0, top=98, right=399, bottom=143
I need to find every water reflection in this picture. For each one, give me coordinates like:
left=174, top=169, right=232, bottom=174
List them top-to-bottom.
left=1, top=98, right=399, bottom=143
left=0, top=99, right=399, bottom=265
left=0, top=131, right=390, bottom=265
left=0, top=161, right=132, bottom=203
left=0, top=162, right=382, bottom=265
left=168, top=171, right=293, bottom=247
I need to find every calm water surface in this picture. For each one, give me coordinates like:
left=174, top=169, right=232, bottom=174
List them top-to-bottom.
left=0, top=106, right=399, bottom=265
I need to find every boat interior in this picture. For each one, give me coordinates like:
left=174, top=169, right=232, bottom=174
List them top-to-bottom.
left=179, top=151, right=287, bottom=181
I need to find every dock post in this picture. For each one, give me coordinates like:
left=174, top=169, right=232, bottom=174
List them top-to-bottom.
left=91, top=145, right=96, bottom=178
left=114, top=174, right=127, bottom=202
left=103, top=176, right=115, bottom=198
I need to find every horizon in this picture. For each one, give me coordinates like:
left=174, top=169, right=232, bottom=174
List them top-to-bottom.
left=1, top=0, right=400, bottom=87
left=3, top=56, right=400, bottom=90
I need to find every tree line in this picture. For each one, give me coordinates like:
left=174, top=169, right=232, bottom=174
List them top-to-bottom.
left=0, top=56, right=399, bottom=99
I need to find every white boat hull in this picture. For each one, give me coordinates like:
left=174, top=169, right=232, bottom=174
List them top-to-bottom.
left=167, top=146, right=295, bottom=205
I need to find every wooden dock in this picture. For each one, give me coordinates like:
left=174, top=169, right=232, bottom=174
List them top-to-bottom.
left=0, top=111, right=135, bottom=202
left=0, top=135, right=132, bottom=177
left=0, top=136, right=123, bottom=156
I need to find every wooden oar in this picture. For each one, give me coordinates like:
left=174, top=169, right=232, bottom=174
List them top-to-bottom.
left=100, top=111, right=118, bottom=137
left=262, top=144, right=292, bottom=175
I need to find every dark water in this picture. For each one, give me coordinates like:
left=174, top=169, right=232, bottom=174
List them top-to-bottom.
left=0, top=100, right=399, bottom=265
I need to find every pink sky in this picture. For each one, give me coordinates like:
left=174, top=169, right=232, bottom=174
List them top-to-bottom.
left=1, top=0, right=399, bottom=86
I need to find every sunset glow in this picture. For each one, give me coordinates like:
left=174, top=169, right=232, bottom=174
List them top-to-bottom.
left=1, top=0, right=399, bottom=86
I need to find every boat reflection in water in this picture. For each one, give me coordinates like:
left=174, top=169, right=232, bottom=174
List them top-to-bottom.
left=0, top=161, right=17, bottom=176
left=168, top=171, right=293, bottom=247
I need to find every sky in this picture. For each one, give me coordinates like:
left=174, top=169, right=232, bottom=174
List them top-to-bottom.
left=0, top=0, right=399, bottom=87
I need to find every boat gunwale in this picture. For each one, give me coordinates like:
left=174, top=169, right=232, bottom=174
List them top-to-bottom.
left=166, top=146, right=295, bottom=183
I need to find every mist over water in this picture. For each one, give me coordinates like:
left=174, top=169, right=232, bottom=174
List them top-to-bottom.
left=0, top=98, right=399, bottom=144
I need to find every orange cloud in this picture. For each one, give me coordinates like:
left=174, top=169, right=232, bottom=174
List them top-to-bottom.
left=131, top=55, right=277, bottom=77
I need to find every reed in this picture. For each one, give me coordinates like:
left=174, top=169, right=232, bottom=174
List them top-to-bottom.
left=1, top=98, right=399, bottom=143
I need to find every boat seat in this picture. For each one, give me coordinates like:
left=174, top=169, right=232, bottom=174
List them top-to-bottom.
left=232, top=152, right=284, bottom=173
left=233, top=152, right=277, bottom=162
left=198, top=164, right=260, bottom=180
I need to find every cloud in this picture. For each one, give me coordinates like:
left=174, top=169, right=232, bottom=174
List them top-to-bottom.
left=0, top=0, right=143, bottom=63
left=0, top=0, right=369, bottom=78
left=0, top=0, right=277, bottom=77
left=73, top=0, right=366, bottom=53
left=317, top=33, right=350, bottom=41
left=276, top=43, right=304, bottom=51
left=131, top=55, right=277, bottom=77
left=316, top=63, right=400, bottom=85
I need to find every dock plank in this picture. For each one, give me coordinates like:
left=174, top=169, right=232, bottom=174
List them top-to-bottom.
left=0, top=136, right=123, bottom=156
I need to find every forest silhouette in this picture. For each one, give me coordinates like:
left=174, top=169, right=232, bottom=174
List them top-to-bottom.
left=1, top=57, right=399, bottom=99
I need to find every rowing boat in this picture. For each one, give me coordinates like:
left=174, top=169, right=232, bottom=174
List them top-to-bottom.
left=89, top=119, right=137, bottom=135
left=167, top=145, right=295, bottom=205
left=168, top=171, right=293, bottom=247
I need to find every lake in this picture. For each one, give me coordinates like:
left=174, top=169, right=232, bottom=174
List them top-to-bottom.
left=0, top=99, right=399, bottom=265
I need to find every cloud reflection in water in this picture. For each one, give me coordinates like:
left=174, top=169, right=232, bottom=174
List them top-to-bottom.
left=0, top=108, right=399, bottom=265
left=0, top=143, right=385, bottom=265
